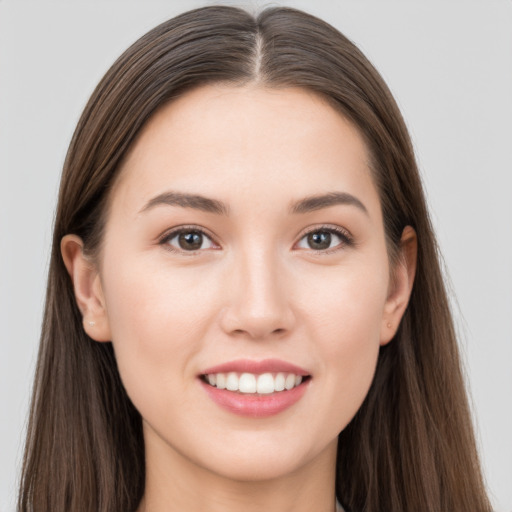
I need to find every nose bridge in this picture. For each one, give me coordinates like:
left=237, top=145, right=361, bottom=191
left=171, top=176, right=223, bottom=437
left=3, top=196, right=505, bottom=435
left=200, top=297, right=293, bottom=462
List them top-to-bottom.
left=222, top=239, right=294, bottom=339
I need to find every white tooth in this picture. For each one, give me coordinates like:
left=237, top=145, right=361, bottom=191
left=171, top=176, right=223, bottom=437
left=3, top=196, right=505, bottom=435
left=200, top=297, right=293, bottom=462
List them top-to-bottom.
left=226, top=372, right=239, bottom=391
left=274, top=372, right=285, bottom=391
left=216, top=373, right=226, bottom=390
left=239, top=373, right=257, bottom=393
left=257, top=373, right=275, bottom=394
left=207, top=374, right=216, bottom=386
left=285, top=374, right=296, bottom=390
left=295, top=375, right=303, bottom=386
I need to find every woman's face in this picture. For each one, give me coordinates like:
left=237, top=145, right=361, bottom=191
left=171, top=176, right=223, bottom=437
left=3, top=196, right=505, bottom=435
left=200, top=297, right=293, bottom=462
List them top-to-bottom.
left=93, top=85, right=403, bottom=481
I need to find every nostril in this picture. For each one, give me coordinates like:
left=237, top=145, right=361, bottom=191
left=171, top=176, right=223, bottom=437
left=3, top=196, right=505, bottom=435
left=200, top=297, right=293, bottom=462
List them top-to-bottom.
left=219, top=302, right=296, bottom=340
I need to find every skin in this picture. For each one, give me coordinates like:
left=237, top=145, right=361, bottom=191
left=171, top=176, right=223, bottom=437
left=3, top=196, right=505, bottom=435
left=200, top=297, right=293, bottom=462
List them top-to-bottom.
left=62, top=85, right=416, bottom=512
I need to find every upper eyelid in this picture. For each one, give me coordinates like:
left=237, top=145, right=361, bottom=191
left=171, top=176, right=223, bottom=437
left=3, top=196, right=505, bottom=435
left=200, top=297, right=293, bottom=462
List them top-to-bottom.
left=296, top=224, right=353, bottom=241
left=301, top=224, right=350, bottom=235
left=159, top=225, right=218, bottom=243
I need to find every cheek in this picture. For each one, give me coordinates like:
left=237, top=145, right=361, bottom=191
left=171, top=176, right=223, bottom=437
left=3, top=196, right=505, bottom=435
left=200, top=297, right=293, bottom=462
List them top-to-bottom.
left=100, top=255, right=221, bottom=404
left=299, top=257, right=388, bottom=347
left=297, top=260, right=388, bottom=425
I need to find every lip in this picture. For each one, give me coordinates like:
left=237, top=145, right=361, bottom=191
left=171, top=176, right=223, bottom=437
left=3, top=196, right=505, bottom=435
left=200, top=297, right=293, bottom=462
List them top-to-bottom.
left=199, top=358, right=311, bottom=418
left=201, top=358, right=310, bottom=376
left=200, top=379, right=309, bottom=418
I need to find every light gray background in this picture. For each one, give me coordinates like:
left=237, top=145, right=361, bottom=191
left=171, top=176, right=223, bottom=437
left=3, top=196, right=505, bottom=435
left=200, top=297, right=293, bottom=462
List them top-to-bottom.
left=1, top=1, right=511, bottom=511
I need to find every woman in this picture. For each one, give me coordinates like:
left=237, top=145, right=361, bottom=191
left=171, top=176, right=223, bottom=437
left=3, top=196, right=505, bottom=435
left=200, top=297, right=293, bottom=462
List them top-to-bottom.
left=17, top=5, right=492, bottom=512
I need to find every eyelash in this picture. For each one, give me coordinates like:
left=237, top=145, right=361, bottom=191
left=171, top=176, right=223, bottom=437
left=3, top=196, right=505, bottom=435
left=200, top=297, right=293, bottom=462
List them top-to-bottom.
left=158, top=224, right=354, bottom=255
left=159, top=225, right=219, bottom=254
left=297, top=225, right=354, bottom=255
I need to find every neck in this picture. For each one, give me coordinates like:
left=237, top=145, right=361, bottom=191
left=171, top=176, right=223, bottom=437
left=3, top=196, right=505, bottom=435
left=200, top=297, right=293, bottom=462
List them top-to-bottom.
left=137, top=428, right=338, bottom=512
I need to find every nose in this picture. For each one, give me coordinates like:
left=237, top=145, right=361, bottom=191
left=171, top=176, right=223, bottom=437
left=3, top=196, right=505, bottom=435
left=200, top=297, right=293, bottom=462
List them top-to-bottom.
left=219, top=247, right=296, bottom=340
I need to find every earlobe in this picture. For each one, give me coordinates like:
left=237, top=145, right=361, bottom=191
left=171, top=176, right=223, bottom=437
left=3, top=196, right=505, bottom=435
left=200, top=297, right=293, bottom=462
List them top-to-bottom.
left=380, top=226, right=417, bottom=345
left=61, top=234, right=111, bottom=342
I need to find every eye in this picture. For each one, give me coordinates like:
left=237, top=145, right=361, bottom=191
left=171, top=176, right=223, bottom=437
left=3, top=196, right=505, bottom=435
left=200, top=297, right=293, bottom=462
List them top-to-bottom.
left=295, top=226, right=352, bottom=252
left=160, top=227, right=218, bottom=253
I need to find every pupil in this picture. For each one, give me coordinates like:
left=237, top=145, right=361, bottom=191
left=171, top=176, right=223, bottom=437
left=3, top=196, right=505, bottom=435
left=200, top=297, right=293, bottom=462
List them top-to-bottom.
left=308, top=231, right=331, bottom=250
left=179, top=232, right=203, bottom=250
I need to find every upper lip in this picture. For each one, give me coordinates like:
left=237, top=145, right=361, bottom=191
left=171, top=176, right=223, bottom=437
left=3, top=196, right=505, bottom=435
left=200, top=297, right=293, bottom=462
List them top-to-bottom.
left=201, top=358, right=310, bottom=376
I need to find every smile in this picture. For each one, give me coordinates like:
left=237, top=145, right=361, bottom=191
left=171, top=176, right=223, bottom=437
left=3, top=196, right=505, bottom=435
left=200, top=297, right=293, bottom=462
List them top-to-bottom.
left=199, top=359, right=311, bottom=417
left=202, top=372, right=306, bottom=394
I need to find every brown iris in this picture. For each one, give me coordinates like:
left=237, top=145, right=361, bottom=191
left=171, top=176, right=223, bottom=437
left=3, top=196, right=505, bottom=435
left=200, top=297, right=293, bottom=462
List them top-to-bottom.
left=178, top=231, right=203, bottom=250
left=307, top=231, right=332, bottom=250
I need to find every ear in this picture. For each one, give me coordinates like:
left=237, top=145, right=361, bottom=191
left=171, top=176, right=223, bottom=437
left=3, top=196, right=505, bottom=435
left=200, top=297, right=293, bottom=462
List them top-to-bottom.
left=380, top=226, right=417, bottom=345
left=61, top=234, right=111, bottom=342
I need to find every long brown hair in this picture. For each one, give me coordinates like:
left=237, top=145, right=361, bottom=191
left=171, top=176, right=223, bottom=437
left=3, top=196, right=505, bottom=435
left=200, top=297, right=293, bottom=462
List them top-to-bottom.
left=18, top=5, right=491, bottom=511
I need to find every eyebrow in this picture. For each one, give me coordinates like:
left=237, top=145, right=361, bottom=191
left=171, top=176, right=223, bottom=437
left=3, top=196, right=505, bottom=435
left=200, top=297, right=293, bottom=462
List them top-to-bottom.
left=139, top=190, right=368, bottom=216
left=139, top=191, right=229, bottom=215
left=289, top=192, right=368, bottom=215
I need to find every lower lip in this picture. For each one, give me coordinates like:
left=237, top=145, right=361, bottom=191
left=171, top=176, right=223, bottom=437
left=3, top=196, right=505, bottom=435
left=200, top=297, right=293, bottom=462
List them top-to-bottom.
left=200, top=379, right=309, bottom=418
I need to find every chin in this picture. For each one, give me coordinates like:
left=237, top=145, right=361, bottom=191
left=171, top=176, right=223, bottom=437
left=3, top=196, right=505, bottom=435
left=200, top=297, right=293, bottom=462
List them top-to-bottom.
left=192, top=431, right=338, bottom=483
left=202, top=453, right=309, bottom=482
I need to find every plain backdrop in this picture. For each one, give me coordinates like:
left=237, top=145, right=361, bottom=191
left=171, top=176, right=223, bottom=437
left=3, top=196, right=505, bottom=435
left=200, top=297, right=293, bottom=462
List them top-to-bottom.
left=1, top=1, right=511, bottom=511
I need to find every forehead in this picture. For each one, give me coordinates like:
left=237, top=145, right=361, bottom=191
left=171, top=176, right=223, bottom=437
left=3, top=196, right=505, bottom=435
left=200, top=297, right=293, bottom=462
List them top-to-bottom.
left=113, top=84, right=380, bottom=219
